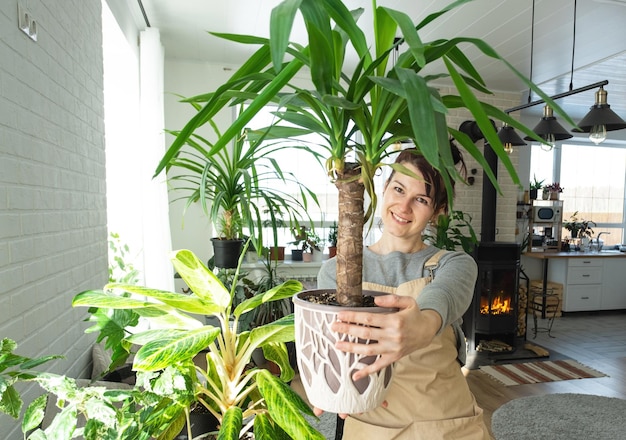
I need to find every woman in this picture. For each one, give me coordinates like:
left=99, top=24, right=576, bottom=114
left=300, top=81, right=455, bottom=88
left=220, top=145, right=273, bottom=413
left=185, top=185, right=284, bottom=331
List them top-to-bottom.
left=316, top=146, right=489, bottom=439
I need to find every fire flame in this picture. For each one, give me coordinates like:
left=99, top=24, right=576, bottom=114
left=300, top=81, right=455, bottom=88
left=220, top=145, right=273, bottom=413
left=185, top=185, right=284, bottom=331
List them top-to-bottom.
left=480, top=293, right=512, bottom=315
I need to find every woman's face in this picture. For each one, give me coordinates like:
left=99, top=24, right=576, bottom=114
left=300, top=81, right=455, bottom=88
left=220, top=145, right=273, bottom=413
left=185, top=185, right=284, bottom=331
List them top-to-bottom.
left=381, top=163, right=437, bottom=242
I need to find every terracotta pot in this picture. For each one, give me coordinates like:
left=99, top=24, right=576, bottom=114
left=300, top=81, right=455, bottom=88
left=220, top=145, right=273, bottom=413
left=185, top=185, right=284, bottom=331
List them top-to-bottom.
left=268, top=246, right=285, bottom=261
left=328, top=246, right=337, bottom=258
left=302, top=252, right=313, bottom=262
left=293, top=289, right=397, bottom=414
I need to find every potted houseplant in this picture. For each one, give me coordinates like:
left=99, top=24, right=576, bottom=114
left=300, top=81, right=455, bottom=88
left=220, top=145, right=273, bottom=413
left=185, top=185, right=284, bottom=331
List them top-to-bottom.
left=154, top=0, right=575, bottom=414
left=162, top=123, right=318, bottom=268
left=529, top=175, right=544, bottom=200
left=545, top=182, right=564, bottom=200
left=423, top=210, right=478, bottom=254
left=563, top=211, right=596, bottom=243
left=327, top=222, right=338, bottom=258
left=69, top=248, right=324, bottom=440
left=0, top=338, right=193, bottom=439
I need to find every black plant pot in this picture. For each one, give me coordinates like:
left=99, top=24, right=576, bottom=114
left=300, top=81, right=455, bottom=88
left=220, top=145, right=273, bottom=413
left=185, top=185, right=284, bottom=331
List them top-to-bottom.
left=530, top=188, right=538, bottom=200
left=211, top=238, right=243, bottom=269
left=291, top=249, right=303, bottom=261
left=175, top=410, right=219, bottom=440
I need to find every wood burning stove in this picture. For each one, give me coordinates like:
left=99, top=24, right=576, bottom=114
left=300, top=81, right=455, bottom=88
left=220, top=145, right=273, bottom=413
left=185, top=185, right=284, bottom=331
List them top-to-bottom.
left=463, top=242, right=521, bottom=354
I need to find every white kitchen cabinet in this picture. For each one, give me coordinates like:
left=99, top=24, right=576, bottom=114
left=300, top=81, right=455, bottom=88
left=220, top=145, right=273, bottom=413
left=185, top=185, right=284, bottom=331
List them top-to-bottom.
left=547, top=256, right=626, bottom=312
left=601, top=259, right=626, bottom=310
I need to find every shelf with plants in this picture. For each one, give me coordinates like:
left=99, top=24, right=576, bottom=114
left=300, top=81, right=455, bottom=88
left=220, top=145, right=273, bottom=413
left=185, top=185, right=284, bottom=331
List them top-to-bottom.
left=527, top=200, right=564, bottom=253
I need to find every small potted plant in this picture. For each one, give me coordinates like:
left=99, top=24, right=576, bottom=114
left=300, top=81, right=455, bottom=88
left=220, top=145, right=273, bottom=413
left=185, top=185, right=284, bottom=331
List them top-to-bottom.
left=529, top=175, right=544, bottom=200
left=544, top=182, right=564, bottom=200
left=564, top=211, right=596, bottom=240
left=327, top=222, right=338, bottom=258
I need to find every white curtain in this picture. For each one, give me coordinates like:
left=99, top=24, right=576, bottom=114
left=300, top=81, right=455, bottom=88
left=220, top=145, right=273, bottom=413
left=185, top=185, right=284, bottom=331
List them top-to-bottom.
left=138, top=28, right=174, bottom=290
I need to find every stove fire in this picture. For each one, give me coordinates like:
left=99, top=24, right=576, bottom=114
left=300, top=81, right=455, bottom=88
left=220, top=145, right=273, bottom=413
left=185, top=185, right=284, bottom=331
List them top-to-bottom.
left=462, top=243, right=521, bottom=355
left=480, top=292, right=513, bottom=315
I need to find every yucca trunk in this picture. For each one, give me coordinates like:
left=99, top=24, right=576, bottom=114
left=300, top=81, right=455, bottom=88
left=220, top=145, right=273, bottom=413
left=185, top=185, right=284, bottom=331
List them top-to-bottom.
left=335, top=165, right=365, bottom=306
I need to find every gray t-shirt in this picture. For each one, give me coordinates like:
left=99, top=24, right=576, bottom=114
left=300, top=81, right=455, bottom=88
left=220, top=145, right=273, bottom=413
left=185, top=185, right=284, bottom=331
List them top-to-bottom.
left=317, top=245, right=477, bottom=364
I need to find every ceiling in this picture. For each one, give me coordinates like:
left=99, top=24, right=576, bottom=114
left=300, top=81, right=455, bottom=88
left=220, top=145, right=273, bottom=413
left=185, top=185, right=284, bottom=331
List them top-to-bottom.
left=136, top=0, right=626, bottom=122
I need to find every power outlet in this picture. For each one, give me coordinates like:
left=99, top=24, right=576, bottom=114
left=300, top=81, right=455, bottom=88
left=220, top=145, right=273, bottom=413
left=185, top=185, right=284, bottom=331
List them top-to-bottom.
left=17, top=4, right=37, bottom=41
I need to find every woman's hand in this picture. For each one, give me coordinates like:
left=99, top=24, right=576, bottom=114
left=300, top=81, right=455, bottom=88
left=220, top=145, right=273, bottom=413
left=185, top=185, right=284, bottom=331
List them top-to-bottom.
left=331, top=294, right=442, bottom=381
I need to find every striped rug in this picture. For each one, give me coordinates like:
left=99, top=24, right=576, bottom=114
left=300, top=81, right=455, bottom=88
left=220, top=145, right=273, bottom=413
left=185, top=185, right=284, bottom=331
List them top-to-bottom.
left=479, top=359, right=607, bottom=386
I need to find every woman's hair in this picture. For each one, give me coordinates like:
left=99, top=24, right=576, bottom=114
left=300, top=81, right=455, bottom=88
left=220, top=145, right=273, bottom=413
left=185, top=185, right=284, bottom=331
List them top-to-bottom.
left=386, top=140, right=466, bottom=215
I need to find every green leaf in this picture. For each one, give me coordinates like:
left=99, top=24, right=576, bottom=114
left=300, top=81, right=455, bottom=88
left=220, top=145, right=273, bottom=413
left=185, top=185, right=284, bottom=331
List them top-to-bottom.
left=270, top=0, right=302, bottom=72
left=171, top=250, right=231, bottom=309
left=233, top=280, right=302, bottom=317
left=248, top=315, right=295, bottom=349
left=133, top=327, right=221, bottom=371
left=260, top=343, right=294, bottom=382
left=256, top=369, right=324, bottom=440
left=0, top=384, right=22, bottom=419
left=22, top=394, right=47, bottom=432
left=45, top=403, right=78, bottom=440
left=218, top=406, right=243, bottom=440
left=253, top=412, right=291, bottom=440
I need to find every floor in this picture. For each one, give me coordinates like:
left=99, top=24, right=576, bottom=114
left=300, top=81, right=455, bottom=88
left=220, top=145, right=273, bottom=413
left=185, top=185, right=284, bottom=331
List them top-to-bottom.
left=466, top=310, right=626, bottom=439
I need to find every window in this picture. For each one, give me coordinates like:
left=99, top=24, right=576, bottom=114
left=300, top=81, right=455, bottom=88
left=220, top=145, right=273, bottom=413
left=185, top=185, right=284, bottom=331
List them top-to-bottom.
left=245, top=106, right=338, bottom=251
left=530, top=140, right=626, bottom=247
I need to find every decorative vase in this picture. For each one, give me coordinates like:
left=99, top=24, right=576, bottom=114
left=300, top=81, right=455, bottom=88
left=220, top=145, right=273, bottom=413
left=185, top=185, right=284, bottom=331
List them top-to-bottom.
left=210, top=238, right=243, bottom=269
left=293, top=289, right=396, bottom=414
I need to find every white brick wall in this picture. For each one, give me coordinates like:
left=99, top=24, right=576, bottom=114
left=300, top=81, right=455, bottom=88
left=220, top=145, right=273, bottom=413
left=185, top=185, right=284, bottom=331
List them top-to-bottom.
left=0, top=0, right=106, bottom=437
left=441, top=86, right=524, bottom=243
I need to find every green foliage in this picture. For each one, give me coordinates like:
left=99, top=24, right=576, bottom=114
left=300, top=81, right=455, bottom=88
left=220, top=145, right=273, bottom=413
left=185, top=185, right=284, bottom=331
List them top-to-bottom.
left=163, top=123, right=319, bottom=250
left=530, top=175, right=545, bottom=191
left=424, top=210, right=478, bottom=254
left=563, top=211, right=596, bottom=238
left=327, top=222, right=338, bottom=247
left=108, top=232, right=140, bottom=285
left=71, top=249, right=321, bottom=439
left=0, top=338, right=62, bottom=420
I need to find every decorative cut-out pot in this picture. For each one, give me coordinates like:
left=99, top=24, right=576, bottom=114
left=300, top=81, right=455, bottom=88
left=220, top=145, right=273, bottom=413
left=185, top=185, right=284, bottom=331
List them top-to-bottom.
left=293, top=289, right=396, bottom=414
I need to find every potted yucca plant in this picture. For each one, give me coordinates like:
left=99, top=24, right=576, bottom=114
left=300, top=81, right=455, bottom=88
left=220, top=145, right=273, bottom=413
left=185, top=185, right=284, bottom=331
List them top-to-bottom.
left=154, top=0, right=575, bottom=415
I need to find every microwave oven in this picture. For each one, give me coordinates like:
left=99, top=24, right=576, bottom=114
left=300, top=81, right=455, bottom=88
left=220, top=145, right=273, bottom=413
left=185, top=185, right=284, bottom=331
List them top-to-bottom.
left=533, top=205, right=561, bottom=223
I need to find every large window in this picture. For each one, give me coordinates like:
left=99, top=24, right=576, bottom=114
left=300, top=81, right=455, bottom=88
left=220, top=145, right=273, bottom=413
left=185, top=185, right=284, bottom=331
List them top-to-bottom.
left=245, top=106, right=338, bottom=251
left=530, top=140, right=626, bottom=247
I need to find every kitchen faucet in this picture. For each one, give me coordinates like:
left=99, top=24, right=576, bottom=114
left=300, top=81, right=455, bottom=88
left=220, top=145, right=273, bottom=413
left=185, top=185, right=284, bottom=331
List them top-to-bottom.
left=596, top=231, right=610, bottom=251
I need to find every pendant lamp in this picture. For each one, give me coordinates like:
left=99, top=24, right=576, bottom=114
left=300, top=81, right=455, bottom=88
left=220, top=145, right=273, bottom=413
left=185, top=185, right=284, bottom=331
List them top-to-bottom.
left=572, top=86, right=626, bottom=145
left=524, top=105, right=573, bottom=148
left=497, top=123, right=526, bottom=154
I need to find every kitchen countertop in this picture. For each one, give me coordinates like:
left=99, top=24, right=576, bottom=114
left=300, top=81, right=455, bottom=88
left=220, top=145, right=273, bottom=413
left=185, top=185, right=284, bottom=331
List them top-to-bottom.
left=524, top=251, right=626, bottom=259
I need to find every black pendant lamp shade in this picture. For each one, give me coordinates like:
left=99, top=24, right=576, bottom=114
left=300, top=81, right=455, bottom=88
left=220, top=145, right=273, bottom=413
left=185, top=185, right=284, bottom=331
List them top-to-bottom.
left=573, top=87, right=626, bottom=133
left=524, top=105, right=573, bottom=141
left=497, top=124, right=526, bottom=153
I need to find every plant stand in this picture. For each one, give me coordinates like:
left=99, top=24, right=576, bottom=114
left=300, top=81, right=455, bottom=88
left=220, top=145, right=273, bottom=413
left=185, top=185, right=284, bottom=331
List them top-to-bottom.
left=293, top=290, right=396, bottom=414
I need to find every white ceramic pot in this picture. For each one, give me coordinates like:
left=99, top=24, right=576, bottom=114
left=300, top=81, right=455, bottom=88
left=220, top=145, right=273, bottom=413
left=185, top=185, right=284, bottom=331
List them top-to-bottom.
left=293, top=289, right=396, bottom=414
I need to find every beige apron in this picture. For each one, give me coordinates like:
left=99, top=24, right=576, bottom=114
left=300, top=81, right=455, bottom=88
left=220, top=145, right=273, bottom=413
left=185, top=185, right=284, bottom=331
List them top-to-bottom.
left=342, top=251, right=490, bottom=440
